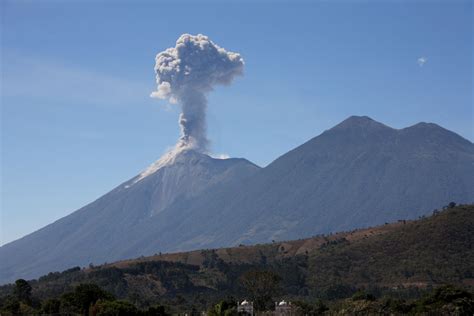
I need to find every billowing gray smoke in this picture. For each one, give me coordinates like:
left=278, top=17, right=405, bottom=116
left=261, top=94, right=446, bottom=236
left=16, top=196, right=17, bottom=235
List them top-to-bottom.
left=151, top=34, right=244, bottom=152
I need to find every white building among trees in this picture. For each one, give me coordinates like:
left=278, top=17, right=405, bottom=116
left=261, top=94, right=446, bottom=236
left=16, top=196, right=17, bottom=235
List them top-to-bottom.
left=237, top=300, right=254, bottom=315
left=274, top=300, right=295, bottom=316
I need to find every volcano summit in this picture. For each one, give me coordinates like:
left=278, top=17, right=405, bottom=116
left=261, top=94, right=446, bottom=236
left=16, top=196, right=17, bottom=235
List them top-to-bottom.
left=1, top=116, right=473, bottom=284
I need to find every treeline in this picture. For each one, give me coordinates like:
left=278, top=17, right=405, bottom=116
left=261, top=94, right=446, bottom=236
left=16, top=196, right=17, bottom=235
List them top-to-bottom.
left=1, top=277, right=473, bottom=315
left=0, top=279, right=168, bottom=315
left=208, top=285, right=474, bottom=315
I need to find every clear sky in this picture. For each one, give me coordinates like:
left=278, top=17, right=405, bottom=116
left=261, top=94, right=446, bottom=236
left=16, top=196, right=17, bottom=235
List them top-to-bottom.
left=1, top=0, right=472, bottom=245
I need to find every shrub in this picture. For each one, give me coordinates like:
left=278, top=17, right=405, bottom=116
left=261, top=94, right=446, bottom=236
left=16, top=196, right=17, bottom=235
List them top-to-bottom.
left=92, top=299, right=139, bottom=316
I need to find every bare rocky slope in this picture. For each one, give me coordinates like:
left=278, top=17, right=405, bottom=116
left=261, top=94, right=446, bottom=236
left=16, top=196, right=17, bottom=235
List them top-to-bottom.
left=1, top=116, right=473, bottom=284
left=124, top=116, right=474, bottom=252
left=0, top=151, right=260, bottom=283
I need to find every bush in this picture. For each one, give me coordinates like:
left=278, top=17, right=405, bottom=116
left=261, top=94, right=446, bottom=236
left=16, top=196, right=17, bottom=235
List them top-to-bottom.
left=240, top=269, right=281, bottom=311
left=13, top=279, right=32, bottom=304
left=60, top=283, right=114, bottom=315
left=416, top=285, right=474, bottom=314
left=352, top=290, right=376, bottom=301
left=1, top=295, right=20, bottom=314
left=42, top=298, right=61, bottom=314
left=92, top=299, right=139, bottom=316
left=208, top=299, right=237, bottom=316
left=293, top=299, right=328, bottom=314
left=143, top=305, right=169, bottom=316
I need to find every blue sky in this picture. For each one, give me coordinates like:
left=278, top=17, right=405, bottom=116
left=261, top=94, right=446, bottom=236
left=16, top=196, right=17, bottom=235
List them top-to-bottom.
left=1, top=0, right=472, bottom=245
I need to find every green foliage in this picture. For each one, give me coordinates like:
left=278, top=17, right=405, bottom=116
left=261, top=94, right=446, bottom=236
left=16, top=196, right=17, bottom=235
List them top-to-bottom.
left=307, top=204, right=474, bottom=297
left=0, top=205, right=472, bottom=314
left=202, top=250, right=227, bottom=270
left=124, top=261, right=198, bottom=292
left=240, top=269, right=281, bottom=311
left=0, top=279, right=36, bottom=315
left=13, top=279, right=32, bottom=304
left=59, top=283, right=114, bottom=315
left=314, top=283, right=356, bottom=300
left=328, top=285, right=474, bottom=314
left=414, top=285, right=474, bottom=314
left=427, top=285, right=472, bottom=304
left=351, top=290, right=375, bottom=301
left=0, top=295, right=20, bottom=315
left=378, top=297, right=413, bottom=314
left=41, top=298, right=61, bottom=314
left=92, top=299, right=140, bottom=316
left=207, top=299, right=237, bottom=316
left=293, top=299, right=328, bottom=315
left=142, top=305, right=169, bottom=316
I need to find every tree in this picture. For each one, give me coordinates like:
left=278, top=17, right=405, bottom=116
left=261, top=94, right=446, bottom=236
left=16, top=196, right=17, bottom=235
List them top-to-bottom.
left=240, top=269, right=281, bottom=311
left=14, top=279, right=32, bottom=304
left=61, top=283, right=114, bottom=315
left=77, top=284, right=114, bottom=314
left=420, top=285, right=473, bottom=313
left=352, top=290, right=376, bottom=301
left=1, top=295, right=20, bottom=314
left=42, top=298, right=61, bottom=314
left=92, top=299, right=139, bottom=316
left=208, top=299, right=237, bottom=316
left=293, top=299, right=328, bottom=315
left=143, top=305, right=169, bottom=316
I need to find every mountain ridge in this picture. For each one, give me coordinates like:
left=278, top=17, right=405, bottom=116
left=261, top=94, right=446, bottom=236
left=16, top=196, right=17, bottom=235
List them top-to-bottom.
left=1, top=115, right=473, bottom=284
left=133, top=115, right=473, bottom=250
left=0, top=150, right=260, bottom=283
left=1, top=204, right=472, bottom=313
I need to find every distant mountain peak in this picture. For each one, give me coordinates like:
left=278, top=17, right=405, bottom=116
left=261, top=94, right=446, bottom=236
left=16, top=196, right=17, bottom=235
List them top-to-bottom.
left=330, top=115, right=392, bottom=131
left=347, top=115, right=374, bottom=121
left=406, top=121, right=443, bottom=130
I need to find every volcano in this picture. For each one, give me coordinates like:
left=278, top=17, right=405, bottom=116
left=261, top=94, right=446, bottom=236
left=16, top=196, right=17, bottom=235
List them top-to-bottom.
left=1, top=116, right=473, bottom=284
left=0, top=149, right=260, bottom=283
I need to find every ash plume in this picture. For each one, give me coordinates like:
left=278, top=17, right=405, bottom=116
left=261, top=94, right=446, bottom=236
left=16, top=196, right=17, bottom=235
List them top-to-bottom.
left=151, top=34, right=244, bottom=152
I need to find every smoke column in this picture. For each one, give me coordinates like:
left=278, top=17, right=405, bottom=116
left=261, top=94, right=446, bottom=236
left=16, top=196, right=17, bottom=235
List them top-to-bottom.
left=151, top=34, right=244, bottom=153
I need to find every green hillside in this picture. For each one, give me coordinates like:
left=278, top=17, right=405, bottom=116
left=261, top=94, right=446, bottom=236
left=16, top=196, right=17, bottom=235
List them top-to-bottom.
left=1, top=204, right=473, bottom=314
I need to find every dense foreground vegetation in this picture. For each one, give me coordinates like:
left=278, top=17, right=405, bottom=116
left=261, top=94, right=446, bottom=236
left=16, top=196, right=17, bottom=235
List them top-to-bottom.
left=1, top=204, right=473, bottom=314
left=1, top=279, right=473, bottom=315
